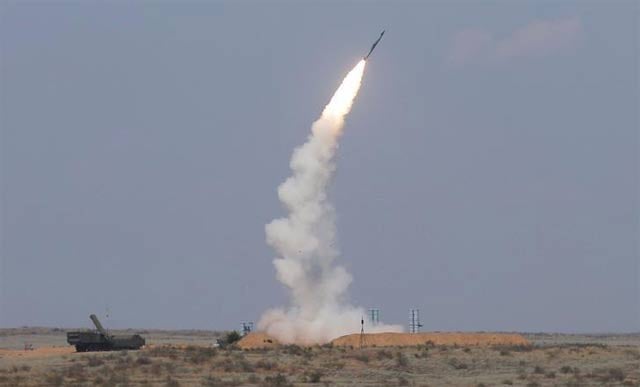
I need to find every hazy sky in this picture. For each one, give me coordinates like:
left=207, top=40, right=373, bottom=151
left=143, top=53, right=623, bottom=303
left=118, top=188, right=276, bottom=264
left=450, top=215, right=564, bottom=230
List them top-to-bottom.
left=1, top=1, right=638, bottom=332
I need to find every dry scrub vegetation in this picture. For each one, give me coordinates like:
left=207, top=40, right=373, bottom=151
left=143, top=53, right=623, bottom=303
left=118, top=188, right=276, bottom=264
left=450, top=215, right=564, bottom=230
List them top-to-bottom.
left=0, top=341, right=639, bottom=386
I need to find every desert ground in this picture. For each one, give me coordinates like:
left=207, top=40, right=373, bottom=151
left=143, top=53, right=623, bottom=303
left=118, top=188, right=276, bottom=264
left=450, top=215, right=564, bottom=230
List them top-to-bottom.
left=1, top=328, right=639, bottom=386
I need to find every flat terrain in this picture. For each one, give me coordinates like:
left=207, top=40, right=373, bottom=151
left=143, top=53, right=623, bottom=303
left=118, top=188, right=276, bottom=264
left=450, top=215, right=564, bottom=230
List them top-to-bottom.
left=1, top=328, right=639, bottom=386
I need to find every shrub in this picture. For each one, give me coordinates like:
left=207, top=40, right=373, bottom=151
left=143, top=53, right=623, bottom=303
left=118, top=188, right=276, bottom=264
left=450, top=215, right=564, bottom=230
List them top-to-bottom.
left=225, top=331, right=242, bottom=345
left=281, top=344, right=305, bottom=356
left=494, top=344, right=533, bottom=352
left=147, top=345, right=179, bottom=359
left=185, top=346, right=218, bottom=364
left=545, top=348, right=560, bottom=359
left=623, top=348, right=640, bottom=360
left=303, top=349, right=315, bottom=360
left=377, top=349, right=393, bottom=360
left=414, top=351, right=429, bottom=359
left=395, top=352, right=409, bottom=368
left=353, top=353, right=370, bottom=363
left=117, top=354, right=132, bottom=364
left=87, top=356, right=105, bottom=367
left=136, top=356, right=153, bottom=365
left=215, top=356, right=254, bottom=373
left=448, top=358, right=468, bottom=370
left=321, top=359, right=345, bottom=370
left=240, top=360, right=254, bottom=372
left=255, top=360, right=277, bottom=370
left=164, top=361, right=176, bottom=374
left=151, top=362, right=164, bottom=375
left=64, top=363, right=87, bottom=381
left=560, top=365, right=580, bottom=375
left=533, top=366, right=545, bottom=374
left=560, top=366, right=573, bottom=374
left=605, top=368, right=625, bottom=382
left=307, top=371, right=323, bottom=383
left=44, top=372, right=64, bottom=387
left=105, top=372, right=130, bottom=386
left=263, top=373, right=293, bottom=387
left=9, top=375, right=26, bottom=385
left=202, top=375, right=223, bottom=386
left=165, top=376, right=180, bottom=387
left=229, top=378, right=243, bottom=386
left=565, top=378, right=582, bottom=387
left=501, top=380, right=513, bottom=385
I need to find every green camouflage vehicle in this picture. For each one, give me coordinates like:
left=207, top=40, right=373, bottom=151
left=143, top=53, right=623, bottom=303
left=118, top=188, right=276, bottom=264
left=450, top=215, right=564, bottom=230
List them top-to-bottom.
left=67, top=314, right=145, bottom=352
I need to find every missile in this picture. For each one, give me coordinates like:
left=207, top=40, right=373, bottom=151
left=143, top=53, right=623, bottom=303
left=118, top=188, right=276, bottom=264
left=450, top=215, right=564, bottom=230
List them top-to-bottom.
left=364, top=30, right=385, bottom=60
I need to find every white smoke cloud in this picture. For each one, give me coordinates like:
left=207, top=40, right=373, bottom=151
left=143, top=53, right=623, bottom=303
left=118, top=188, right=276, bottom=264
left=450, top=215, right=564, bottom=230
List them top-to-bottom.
left=259, top=60, right=402, bottom=344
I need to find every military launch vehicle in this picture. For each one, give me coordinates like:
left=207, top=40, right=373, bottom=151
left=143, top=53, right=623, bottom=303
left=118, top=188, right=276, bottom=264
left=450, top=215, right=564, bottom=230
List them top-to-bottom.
left=66, top=314, right=145, bottom=352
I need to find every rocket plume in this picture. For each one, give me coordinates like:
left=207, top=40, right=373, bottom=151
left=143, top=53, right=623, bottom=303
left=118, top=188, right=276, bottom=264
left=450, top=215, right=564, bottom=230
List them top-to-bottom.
left=259, top=60, right=402, bottom=344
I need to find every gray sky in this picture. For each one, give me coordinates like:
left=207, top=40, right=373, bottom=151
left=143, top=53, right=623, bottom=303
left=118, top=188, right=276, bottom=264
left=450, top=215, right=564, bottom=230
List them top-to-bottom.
left=1, top=1, right=638, bottom=332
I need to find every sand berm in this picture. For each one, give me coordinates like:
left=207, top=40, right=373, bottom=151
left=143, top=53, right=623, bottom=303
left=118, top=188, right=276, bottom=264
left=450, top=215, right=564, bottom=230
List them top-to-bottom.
left=237, top=331, right=529, bottom=349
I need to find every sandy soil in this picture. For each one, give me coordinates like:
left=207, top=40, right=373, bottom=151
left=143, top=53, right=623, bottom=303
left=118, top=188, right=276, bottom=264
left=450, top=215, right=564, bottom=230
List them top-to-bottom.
left=1, top=329, right=639, bottom=386
left=238, top=331, right=530, bottom=349
left=237, top=332, right=280, bottom=349
left=332, top=332, right=530, bottom=347
left=0, top=347, right=74, bottom=359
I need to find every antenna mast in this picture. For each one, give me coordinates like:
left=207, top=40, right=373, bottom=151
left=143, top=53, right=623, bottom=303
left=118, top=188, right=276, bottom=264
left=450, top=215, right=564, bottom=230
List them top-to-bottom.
left=359, top=316, right=366, bottom=348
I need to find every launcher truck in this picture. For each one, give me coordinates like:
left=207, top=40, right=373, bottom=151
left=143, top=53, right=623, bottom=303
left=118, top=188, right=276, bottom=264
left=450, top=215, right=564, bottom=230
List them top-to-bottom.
left=66, top=314, right=145, bottom=352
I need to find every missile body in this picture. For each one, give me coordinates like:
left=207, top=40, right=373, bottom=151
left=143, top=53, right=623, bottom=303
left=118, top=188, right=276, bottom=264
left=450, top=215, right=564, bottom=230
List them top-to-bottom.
left=364, top=30, right=385, bottom=60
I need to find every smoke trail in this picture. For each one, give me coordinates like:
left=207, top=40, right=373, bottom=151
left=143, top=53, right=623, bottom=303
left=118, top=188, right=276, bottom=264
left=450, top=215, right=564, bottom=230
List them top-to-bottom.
left=259, top=60, right=402, bottom=344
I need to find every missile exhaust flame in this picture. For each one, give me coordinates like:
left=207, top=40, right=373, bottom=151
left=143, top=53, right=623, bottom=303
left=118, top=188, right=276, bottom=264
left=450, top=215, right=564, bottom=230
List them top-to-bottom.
left=259, top=59, right=402, bottom=344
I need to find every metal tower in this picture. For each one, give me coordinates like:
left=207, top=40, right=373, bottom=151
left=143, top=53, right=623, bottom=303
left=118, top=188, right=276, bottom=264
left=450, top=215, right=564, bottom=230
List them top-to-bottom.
left=367, top=308, right=380, bottom=326
left=409, top=308, right=423, bottom=333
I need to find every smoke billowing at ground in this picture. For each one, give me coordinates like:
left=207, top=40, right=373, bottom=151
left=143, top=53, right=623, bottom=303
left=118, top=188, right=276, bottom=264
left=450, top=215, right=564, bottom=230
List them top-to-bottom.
left=259, top=60, right=403, bottom=344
